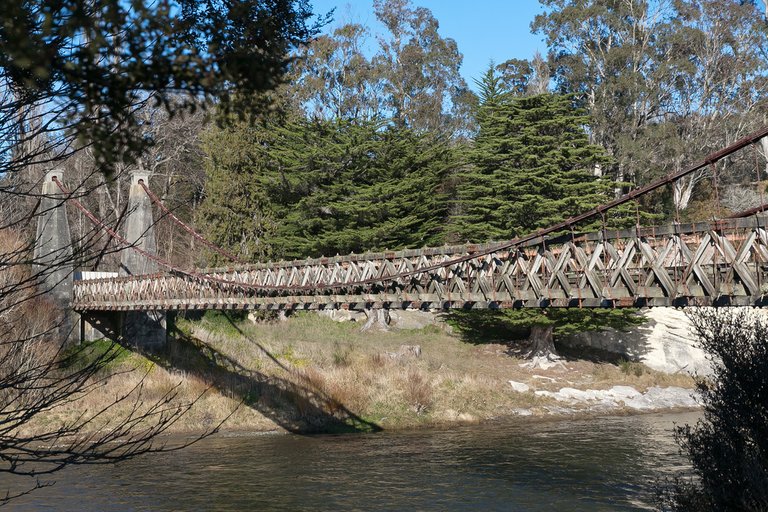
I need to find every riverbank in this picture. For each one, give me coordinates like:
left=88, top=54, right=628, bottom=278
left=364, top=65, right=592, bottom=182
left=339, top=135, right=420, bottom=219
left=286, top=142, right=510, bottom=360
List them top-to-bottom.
left=26, top=312, right=699, bottom=436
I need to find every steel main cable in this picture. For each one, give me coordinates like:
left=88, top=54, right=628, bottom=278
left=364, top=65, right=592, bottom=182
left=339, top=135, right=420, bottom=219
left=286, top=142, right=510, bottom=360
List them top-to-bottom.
left=64, top=125, right=768, bottom=294
left=53, top=176, right=270, bottom=291
left=138, top=180, right=247, bottom=265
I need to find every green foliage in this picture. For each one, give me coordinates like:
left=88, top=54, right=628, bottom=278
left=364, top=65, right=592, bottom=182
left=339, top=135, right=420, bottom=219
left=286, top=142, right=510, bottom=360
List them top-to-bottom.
left=0, top=0, right=318, bottom=174
left=290, top=0, right=472, bottom=135
left=532, top=0, right=768, bottom=210
left=449, top=90, right=613, bottom=243
left=197, top=113, right=279, bottom=264
left=199, top=116, right=458, bottom=261
left=269, top=119, right=456, bottom=258
left=445, top=308, right=645, bottom=345
left=658, top=309, right=768, bottom=511
left=199, top=310, right=248, bottom=339
left=61, top=339, right=152, bottom=374
left=276, top=345, right=308, bottom=367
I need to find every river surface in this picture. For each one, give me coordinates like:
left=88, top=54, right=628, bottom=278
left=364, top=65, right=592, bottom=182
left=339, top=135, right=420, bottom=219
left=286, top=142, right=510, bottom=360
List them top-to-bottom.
left=4, top=412, right=697, bottom=511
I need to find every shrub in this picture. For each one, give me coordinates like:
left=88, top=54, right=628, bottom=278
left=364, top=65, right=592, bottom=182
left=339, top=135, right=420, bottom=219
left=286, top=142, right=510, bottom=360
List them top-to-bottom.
left=658, top=309, right=768, bottom=511
left=619, top=359, right=646, bottom=377
left=404, top=368, right=433, bottom=414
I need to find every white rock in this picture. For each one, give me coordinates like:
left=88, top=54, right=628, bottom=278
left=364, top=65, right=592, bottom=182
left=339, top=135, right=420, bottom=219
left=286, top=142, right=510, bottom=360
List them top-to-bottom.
left=561, top=307, right=716, bottom=376
left=315, top=309, right=367, bottom=323
left=508, top=380, right=530, bottom=393
left=533, top=384, right=698, bottom=411
left=605, top=385, right=641, bottom=400
left=643, top=386, right=698, bottom=408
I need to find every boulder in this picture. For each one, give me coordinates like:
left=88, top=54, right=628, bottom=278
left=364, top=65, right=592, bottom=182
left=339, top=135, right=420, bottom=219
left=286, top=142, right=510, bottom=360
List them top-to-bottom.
left=561, top=307, right=713, bottom=376
left=315, top=309, right=367, bottom=323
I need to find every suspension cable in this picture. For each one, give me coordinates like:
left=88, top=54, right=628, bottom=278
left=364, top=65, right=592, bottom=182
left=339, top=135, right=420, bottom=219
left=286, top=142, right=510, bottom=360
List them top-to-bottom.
left=66, top=126, right=768, bottom=293
left=53, top=177, right=270, bottom=291
left=138, top=180, right=247, bottom=265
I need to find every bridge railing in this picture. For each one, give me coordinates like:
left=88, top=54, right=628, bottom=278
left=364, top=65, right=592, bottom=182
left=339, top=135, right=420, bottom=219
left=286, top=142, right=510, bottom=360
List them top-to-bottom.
left=73, top=214, right=768, bottom=311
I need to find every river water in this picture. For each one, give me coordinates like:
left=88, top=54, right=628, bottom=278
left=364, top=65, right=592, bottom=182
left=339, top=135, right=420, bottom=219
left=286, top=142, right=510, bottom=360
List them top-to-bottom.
left=5, top=412, right=696, bottom=511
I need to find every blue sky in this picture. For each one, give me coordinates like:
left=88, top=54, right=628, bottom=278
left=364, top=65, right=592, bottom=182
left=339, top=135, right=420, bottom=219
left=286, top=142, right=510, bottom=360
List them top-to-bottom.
left=308, top=1, right=548, bottom=89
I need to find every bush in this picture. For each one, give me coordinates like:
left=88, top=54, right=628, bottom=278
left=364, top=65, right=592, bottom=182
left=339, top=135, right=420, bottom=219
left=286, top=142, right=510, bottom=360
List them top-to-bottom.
left=658, top=309, right=768, bottom=511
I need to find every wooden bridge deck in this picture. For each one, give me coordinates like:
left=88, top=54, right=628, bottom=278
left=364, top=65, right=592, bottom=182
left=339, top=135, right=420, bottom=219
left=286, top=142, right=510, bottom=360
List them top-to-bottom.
left=72, top=215, right=768, bottom=312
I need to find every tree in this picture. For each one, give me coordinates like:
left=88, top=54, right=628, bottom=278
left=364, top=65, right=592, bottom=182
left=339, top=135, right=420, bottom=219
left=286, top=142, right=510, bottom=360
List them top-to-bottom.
left=0, top=0, right=318, bottom=499
left=288, top=0, right=473, bottom=136
left=373, top=0, right=473, bottom=136
left=532, top=0, right=670, bottom=188
left=533, top=0, right=768, bottom=213
left=656, top=0, right=768, bottom=212
left=289, top=23, right=383, bottom=122
left=496, top=52, right=551, bottom=97
left=449, top=69, right=631, bottom=364
left=450, top=72, right=612, bottom=243
left=196, top=109, right=280, bottom=265
left=198, top=115, right=458, bottom=261
left=273, top=120, right=456, bottom=258
left=658, top=309, right=768, bottom=511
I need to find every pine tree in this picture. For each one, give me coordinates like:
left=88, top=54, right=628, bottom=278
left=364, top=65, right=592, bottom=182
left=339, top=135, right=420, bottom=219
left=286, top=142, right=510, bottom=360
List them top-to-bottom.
left=447, top=70, right=636, bottom=363
left=450, top=81, right=611, bottom=243
left=196, top=115, right=278, bottom=265
left=198, top=116, right=458, bottom=262
left=266, top=119, right=456, bottom=258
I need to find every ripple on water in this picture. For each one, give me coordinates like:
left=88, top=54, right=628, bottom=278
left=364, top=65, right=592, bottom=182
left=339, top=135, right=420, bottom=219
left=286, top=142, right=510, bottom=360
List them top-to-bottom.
left=2, top=411, right=698, bottom=511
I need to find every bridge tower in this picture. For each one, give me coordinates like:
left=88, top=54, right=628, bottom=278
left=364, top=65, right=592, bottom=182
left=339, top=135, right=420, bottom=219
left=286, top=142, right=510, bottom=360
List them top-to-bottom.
left=34, top=169, right=76, bottom=343
left=119, top=170, right=166, bottom=348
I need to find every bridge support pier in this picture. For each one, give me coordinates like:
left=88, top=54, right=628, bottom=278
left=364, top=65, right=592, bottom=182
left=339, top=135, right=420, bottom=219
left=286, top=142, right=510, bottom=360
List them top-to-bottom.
left=34, top=169, right=77, bottom=344
left=119, top=170, right=166, bottom=349
left=361, top=308, right=390, bottom=332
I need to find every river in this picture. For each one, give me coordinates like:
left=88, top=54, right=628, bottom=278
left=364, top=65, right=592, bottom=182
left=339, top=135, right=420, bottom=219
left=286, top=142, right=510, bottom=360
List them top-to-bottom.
left=4, top=411, right=697, bottom=511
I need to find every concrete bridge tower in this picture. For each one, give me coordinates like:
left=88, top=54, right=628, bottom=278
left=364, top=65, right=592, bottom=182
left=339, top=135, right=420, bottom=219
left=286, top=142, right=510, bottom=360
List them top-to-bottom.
left=34, top=169, right=76, bottom=342
left=119, top=170, right=166, bottom=348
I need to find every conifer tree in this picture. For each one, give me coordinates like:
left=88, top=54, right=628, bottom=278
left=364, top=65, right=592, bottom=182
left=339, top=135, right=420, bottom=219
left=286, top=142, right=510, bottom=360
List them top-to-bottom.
left=447, top=68, right=631, bottom=364
left=450, top=73, right=611, bottom=243
left=196, top=112, right=280, bottom=265
left=198, top=116, right=457, bottom=262
left=266, top=119, right=456, bottom=259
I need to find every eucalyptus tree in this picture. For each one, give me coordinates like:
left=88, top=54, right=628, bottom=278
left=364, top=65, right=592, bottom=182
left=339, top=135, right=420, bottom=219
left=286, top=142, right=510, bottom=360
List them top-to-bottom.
left=289, top=0, right=472, bottom=136
left=372, top=0, right=472, bottom=135
left=532, top=0, right=674, bottom=190
left=533, top=0, right=768, bottom=214
left=660, top=0, right=768, bottom=211
left=290, top=23, right=384, bottom=121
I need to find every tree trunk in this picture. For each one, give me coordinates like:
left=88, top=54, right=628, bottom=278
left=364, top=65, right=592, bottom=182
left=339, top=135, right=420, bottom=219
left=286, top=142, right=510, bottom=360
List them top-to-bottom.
left=361, top=308, right=390, bottom=332
left=520, top=323, right=564, bottom=370
left=528, top=324, right=556, bottom=358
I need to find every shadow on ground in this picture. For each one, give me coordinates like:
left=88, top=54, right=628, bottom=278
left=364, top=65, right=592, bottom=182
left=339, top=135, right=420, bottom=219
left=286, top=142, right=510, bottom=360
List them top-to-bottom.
left=442, top=309, right=647, bottom=363
left=127, top=314, right=381, bottom=435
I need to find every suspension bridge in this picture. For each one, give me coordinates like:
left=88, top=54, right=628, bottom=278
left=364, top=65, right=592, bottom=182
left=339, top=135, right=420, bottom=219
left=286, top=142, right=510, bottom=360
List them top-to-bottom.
left=33, top=127, right=768, bottom=344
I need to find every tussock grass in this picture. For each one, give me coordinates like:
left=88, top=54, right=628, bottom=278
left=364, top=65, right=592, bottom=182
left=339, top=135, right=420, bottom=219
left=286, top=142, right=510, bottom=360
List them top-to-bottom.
left=27, top=312, right=696, bottom=436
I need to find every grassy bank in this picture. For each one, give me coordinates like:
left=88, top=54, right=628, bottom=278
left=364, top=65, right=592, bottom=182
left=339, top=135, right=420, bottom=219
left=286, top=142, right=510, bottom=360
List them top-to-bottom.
left=26, top=312, right=696, bottom=436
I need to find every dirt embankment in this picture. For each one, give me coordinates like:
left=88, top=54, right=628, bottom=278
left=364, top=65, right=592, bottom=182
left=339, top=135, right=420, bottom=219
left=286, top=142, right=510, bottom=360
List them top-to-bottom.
left=30, top=313, right=698, bottom=436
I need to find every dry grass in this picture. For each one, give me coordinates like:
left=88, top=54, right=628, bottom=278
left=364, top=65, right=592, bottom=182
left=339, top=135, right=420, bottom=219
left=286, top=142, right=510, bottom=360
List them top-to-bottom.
left=24, top=311, right=697, bottom=436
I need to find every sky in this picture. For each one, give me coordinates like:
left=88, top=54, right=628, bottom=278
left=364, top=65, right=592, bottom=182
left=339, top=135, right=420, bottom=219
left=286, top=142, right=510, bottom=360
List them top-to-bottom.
left=308, top=0, right=548, bottom=89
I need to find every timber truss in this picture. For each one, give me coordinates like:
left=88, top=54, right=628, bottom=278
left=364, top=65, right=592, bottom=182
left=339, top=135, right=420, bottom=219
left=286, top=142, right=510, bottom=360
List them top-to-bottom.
left=65, top=126, right=768, bottom=312
left=73, top=215, right=768, bottom=311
